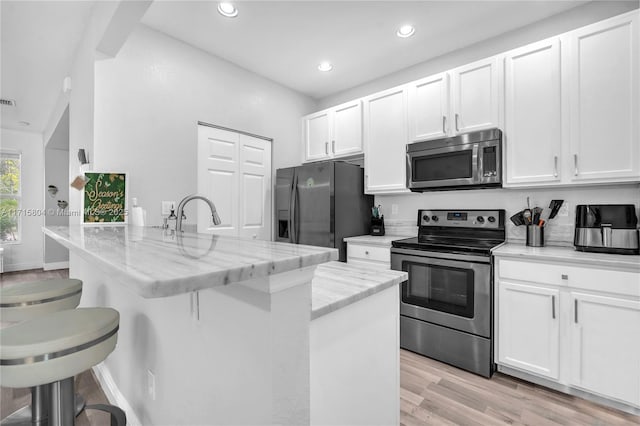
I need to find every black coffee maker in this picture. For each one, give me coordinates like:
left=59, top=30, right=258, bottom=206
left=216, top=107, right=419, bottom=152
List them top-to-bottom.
left=574, top=204, right=639, bottom=255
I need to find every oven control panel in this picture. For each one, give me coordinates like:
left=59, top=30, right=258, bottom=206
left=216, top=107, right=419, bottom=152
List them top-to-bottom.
left=418, top=209, right=503, bottom=228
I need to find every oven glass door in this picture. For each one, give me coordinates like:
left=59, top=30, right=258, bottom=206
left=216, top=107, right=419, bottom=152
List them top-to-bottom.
left=392, top=251, right=491, bottom=337
left=402, top=261, right=474, bottom=318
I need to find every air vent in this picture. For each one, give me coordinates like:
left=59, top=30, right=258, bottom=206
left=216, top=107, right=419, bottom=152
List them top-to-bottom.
left=0, top=99, right=16, bottom=107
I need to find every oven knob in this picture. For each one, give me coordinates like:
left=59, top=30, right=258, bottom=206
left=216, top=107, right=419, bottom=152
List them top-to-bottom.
left=422, top=215, right=430, bottom=222
left=431, top=215, right=439, bottom=222
left=476, top=216, right=485, bottom=223
left=488, top=216, right=496, bottom=223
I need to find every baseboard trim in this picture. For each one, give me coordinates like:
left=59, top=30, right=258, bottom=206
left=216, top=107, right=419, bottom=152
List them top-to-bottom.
left=43, top=261, right=69, bottom=271
left=2, top=262, right=43, bottom=273
left=92, top=363, right=142, bottom=426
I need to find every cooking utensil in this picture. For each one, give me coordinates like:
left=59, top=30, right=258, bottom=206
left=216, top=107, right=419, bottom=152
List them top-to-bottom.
left=548, top=200, right=564, bottom=219
left=533, top=207, right=543, bottom=224
left=523, top=209, right=532, bottom=225
left=509, top=210, right=524, bottom=226
left=510, top=210, right=526, bottom=226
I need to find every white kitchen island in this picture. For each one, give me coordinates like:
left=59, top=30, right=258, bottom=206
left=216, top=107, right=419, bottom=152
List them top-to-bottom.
left=43, top=225, right=406, bottom=425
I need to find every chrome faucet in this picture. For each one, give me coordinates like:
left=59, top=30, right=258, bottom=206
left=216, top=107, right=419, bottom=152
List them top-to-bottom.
left=176, top=195, right=222, bottom=232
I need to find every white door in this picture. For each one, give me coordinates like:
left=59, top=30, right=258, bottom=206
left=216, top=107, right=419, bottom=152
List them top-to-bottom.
left=567, top=12, right=639, bottom=182
left=504, top=38, right=563, bottom=186
left=451, top=56, right=501, bottom=134
left=408, top=72, right=450, bottom=141
left=363, top=86, right=409, bottom=194
left=332, top=100, right=362, bottom=157
left=304, top=111, right=330, bottom=162
left=197, top=125, right=272, bottom=240
left=197, top=126, right=239, bottom=236
left=238, top=134, right=272, bottom=240
left=498, top=281, right=560, bottom=380
left=570, top=292, right=640, bottom=407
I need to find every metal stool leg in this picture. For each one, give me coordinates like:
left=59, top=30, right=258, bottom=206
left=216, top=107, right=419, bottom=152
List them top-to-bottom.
left=49, top=378, right=75, bottom=426
left=86, top=404, right=127, bottom=426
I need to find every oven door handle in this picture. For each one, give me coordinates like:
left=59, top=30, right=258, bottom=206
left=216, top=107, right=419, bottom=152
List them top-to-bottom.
left=391, top=248, right=491, bottom=267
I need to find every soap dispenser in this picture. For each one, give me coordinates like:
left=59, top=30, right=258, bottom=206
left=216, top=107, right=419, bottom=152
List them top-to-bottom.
left=167, top=206, right=177, bottom=230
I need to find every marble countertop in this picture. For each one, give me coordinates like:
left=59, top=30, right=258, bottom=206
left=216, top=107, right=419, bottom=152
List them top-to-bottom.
left=43, top=225, right=338, bottom=298
left=343, top=235, right=409, bottom=247
left=492, top=243, right=640, bottom=271
left=311, top=261, right=407, bottom=320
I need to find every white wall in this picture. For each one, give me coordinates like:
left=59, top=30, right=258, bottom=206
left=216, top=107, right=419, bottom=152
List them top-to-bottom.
left=318, top=1, right=638, bottom=109
left=93, top=25, right=316, bottom=226
left=0, top=129, right=44, bottom=271
left=44, top=148, right=69, bottom=265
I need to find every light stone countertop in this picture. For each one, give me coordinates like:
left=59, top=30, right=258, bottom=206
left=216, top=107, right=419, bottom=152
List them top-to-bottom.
left=43, top=225, right=338, bottom=298
left=343, top=234, right=410, bottom=247
left=492, top=243, right=640, bottom=271
left=311, top=261, right=407, bottom=320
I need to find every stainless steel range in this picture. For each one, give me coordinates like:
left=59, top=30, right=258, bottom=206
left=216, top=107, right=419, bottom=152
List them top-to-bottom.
left=391, top=209, right=505, bottom=377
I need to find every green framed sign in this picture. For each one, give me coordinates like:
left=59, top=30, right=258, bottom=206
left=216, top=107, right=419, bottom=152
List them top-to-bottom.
left=82, top=172, right=127, bottom=224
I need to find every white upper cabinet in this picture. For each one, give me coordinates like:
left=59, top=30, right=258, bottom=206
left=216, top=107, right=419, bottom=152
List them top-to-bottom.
left=567, top=12, right=639, bottom=183
left=504, top=38, right=563, bottom=185
left=450, top=56, right=501, bottom=134
left=408, top=73, right=450, bottom=141
left=363, top=86, right=409, bottom=194
left=302, top=100, right=362, bottom=162
left=332, top=100, right=363, bottom=157
left=304, top=110, right=331, bottom=161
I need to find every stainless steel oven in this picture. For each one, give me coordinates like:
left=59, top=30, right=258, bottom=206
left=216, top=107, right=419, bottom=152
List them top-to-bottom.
left=406, top=129, right=502, bottom=191
left=391, top=209, right=505, bottom=378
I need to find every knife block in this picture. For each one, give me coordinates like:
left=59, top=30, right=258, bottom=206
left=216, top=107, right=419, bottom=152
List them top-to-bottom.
left=371, top=216, right=385, bottom=236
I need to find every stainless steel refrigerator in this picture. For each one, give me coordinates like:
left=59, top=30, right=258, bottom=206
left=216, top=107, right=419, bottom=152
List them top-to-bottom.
left=275, top=161, right=374, bottom=261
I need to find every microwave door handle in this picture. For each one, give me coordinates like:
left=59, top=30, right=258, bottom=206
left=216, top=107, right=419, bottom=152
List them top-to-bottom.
left=473, top=144, right=481, bottom=181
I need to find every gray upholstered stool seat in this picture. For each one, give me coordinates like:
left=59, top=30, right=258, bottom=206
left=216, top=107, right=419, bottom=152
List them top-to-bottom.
left=0, top=278, right=82, bottom=323
left=1, top=308, right=125, bottom=426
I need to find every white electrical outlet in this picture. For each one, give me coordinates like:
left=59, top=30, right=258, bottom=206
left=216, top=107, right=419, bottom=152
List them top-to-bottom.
left=161, top=201, right=175, bottom=215
left=558, top=203, right=569, bottom=217
left=391, top=204, right=399, bottom=215
left=147, top=369, right=156, bottom=400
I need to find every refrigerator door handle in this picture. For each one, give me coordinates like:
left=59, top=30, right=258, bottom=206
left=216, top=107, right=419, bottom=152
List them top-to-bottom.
left=290, top=172, right=298, bottom=243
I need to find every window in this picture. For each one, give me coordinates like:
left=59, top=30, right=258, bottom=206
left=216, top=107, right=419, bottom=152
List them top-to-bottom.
left=1, top=151, right=21, bottom=242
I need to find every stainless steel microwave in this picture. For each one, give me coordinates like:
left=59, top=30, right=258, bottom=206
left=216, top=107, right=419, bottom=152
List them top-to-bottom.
left=406, top=129, right=502, bottom=191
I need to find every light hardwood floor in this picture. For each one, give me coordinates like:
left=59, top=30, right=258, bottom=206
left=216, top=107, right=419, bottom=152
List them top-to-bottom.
left=2, top=269, right=639, bottom=425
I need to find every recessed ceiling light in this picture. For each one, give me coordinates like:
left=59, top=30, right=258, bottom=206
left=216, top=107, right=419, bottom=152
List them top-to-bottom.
left=217, top=2, right=238, bottom=18
left=397, top=25, right=415, bottom=38
left=318, top=62, right=333, bottom=72
left=18, top=121, right=30, bottom=127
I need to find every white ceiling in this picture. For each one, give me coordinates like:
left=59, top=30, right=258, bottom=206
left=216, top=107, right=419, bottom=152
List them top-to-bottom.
left=0, top=1, right=94, bottom=133
left=141, top=1, right=588, bottom=100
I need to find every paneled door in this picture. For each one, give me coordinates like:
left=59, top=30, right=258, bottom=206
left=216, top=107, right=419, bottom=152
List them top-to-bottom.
left=197, top=125, right=272, bottom=240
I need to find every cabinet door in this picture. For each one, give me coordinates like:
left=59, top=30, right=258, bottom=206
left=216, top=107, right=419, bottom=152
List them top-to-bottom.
left=568, top=12, right=639, bottom=183
left=504, top=38, right=563, bottom=186
left=451, top=57, right=501, bottom=134
left=408, top=73, right=449, bottom=141
left=363, top=86, right=409, bottom=194
left=332, top=100, right=362, bottom=157
left=304, top=111, right=330, bottom=162
left=498, top=281, right=560, bottom=380
left=570, top=292, right=640, bottom=407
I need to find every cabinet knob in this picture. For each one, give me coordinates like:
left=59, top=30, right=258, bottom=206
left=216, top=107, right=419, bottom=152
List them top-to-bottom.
left=365, top=251, right=369, bottom=255
left=561, top=274, right=568, bottom=280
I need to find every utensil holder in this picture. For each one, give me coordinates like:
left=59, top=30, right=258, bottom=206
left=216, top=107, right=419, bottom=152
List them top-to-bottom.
left=371, top=216, right=385, bottom=236
left=526, top=225, right=544, bottom=247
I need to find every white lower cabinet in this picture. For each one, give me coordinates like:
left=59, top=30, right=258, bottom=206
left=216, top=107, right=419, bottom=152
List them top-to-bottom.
left=346, top=243, right=390, bottom=270
left=495, top=257, right=640, bottom=409
left=498, top=282, right=559, bottom=380
left=569, top=292, right=640, bottom=406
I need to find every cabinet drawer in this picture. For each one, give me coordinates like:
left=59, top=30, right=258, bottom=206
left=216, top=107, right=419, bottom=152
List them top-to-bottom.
left=347, top=244, right=389, bottom=263
left=498, top=259, right=565, bottom=286
left=565, top=266, right=640, bottom=297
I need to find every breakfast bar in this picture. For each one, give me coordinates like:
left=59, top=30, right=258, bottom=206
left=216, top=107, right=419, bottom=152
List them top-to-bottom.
left=43, top=225, right=406, bottom=425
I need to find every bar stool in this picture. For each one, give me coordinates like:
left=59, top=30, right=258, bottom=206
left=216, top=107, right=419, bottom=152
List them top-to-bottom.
left=0, top=278, right=82, bottom=424
left=0, top=307, right=126, bottom=426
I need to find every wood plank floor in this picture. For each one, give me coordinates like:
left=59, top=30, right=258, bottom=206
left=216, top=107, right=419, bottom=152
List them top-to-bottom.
left=2, top=269, right=639, bottom=425
left=400, top=349, right=640, bottom=426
